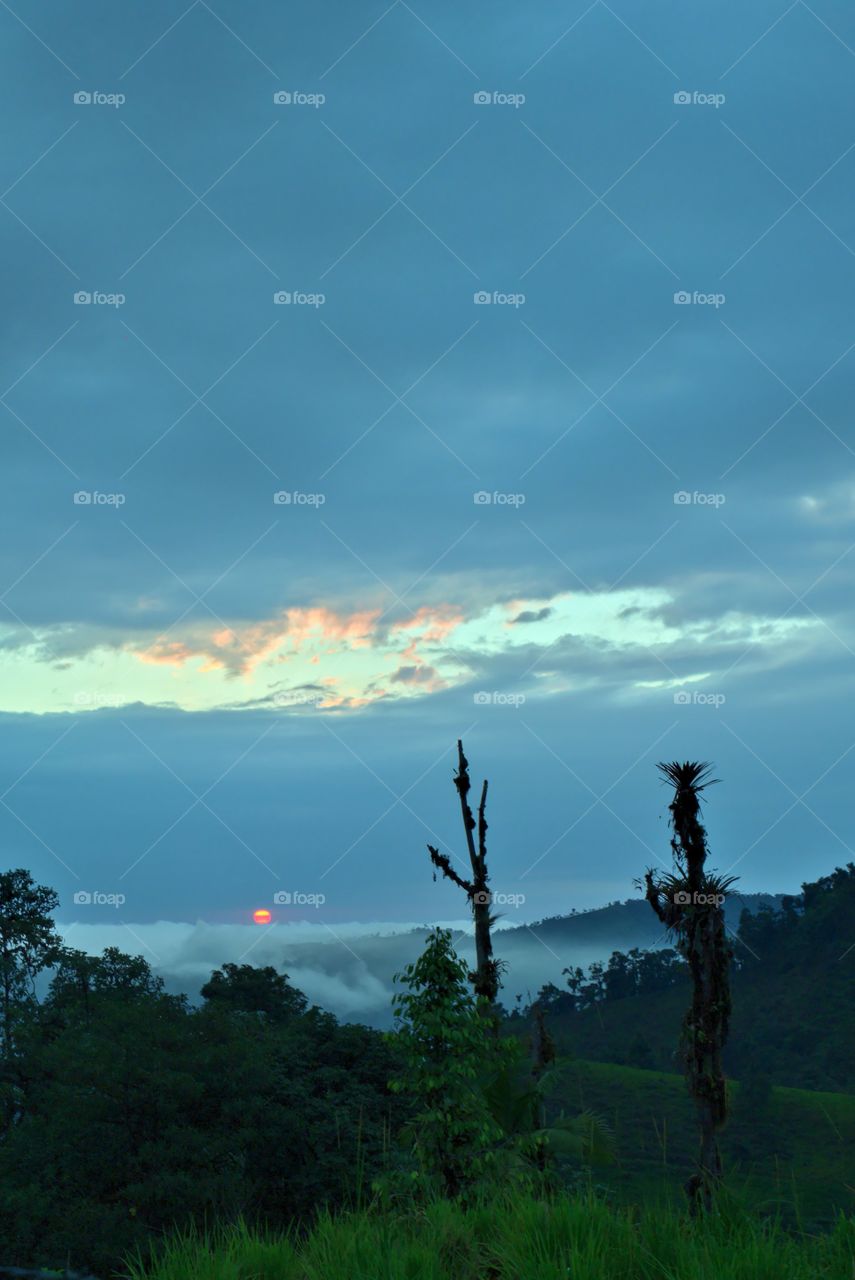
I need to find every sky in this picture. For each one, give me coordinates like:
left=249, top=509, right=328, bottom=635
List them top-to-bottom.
left=2, top=2, right=855, bottom=986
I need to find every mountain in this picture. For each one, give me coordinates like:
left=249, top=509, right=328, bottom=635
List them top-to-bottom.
left=521, top=866, right=854, bottom=1093
left=494, top=891, right=781, bottom=951
left=175, top=892, right=782, bottom=1027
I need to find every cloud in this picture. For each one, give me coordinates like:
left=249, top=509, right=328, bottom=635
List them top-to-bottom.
left=0, top=0, right=851, bottom=937
left=797, top=478, right=855, bottom=525
left=0, top=580, right=821, bottom=714
left=510, top=607, right=553, bottom=625
left=389, top=664, right=442, bottom=686
left=53, top=886, right=778, bottom=1027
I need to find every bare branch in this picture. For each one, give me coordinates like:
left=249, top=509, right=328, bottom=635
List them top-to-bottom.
left=427, top=739, right=499, bottom=1010
left=453, top=739, right=479, bottom=871
left=477, top=778, right=488, bottom=874
left=427, top=845, right=473, bottom=895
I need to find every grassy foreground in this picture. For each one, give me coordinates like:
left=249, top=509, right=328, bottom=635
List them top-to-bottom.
left=551, top=1059, right=855, bottom=1227
left=129, top=1190, right=854, bottom=1280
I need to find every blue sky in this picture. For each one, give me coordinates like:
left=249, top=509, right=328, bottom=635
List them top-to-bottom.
left=2, top=1, right=855, bottom=942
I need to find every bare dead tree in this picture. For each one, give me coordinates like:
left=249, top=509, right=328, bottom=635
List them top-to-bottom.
left=427, top=740, right=503, bottom=1010
left=642, top=761, right=737, bottom=1216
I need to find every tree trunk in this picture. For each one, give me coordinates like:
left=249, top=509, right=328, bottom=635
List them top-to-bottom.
left=428, top=740, right=501, bottom=1014
left=644, top=763, right=733, bottom=1216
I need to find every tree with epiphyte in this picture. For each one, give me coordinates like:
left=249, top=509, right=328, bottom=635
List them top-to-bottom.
left=641, top=762, right=737, bottom=1215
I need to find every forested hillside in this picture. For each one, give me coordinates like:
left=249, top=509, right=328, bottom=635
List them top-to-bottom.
left=0, top=861, right=850, bottom=1274
left=520, top=865, right=854, bottom=1093
left=0, top=943, right=410, bottom=1274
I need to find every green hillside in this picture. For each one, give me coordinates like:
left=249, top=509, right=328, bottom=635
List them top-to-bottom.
left=521, top=864, right=855, bottom=1094
left=546, top=1058, right=854, bottom=1231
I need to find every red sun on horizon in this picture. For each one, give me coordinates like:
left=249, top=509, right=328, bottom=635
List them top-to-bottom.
left=253, top=908, right=272, bottom=925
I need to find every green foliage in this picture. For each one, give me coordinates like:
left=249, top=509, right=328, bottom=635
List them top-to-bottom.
left=2, top=864, right=852, bottom=1277
left=542, top=865, right=855, bottom=1094
left=0, top=869, right=64, bottom=1054
left=0, top=909, right=408, bottom=1273
left=382, top=927, right=506, bottom=1200
left=382, top=930, right=615, bottom=1205
left=45, top=945, right=167, bottom=1017
left=537, top=947, right=688, bottom=1015
left=200, top=962, right=309, bottom=1021
left=482, top=1040, right=615, bottom=1183
left=536, top=1058, right=854, bottom=1231
left=730, top=1060, right=780, bottom=1163
left=128, top=1189, right=855, bottom=1280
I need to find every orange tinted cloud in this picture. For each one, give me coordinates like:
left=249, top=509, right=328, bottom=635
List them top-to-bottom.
left=131, top=600, right=467, bottom=709
left=389, top=605, right=465, bottom=642
left=389, top=605, right=465, bottom=666
left=134, top=606, right=384, bottom=675
left=138, top=641, right=215, bottom=668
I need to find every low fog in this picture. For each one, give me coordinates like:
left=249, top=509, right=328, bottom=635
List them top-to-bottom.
left=56, top=894, right=777, bottom=1027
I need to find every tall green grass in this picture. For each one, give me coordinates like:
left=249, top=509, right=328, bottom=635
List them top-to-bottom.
left=549, top=1059, right=855, bottom=1229
left=128, top=1189, right=854, bottom=1280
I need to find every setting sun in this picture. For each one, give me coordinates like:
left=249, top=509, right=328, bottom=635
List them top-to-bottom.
left=253, top=908, right=272, bottom=925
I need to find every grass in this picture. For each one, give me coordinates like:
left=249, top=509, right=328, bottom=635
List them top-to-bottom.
left=124, top=1056, right=854, bottom=1278
left=549, top=1059, right=855, bottom=1229
left=128, top=1190, right=855, bottom=1280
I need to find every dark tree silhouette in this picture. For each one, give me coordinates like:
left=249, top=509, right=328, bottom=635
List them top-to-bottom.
left=427, top=740, right=503, bottom=1010
left=642, top=761, right=737, bottom=1215
left=0, top=870, right=63, bottom=1057
left=201, top=962, right=308, bottom=1021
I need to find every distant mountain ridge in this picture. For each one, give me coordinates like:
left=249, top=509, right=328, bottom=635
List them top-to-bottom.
left=521, top=867, right=855, bottom=1093
left=386, top=891, right=783, bottom=953
left=498, top=891, right=783, bottom=948
left=144, top=892, right=786, bottom=1029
